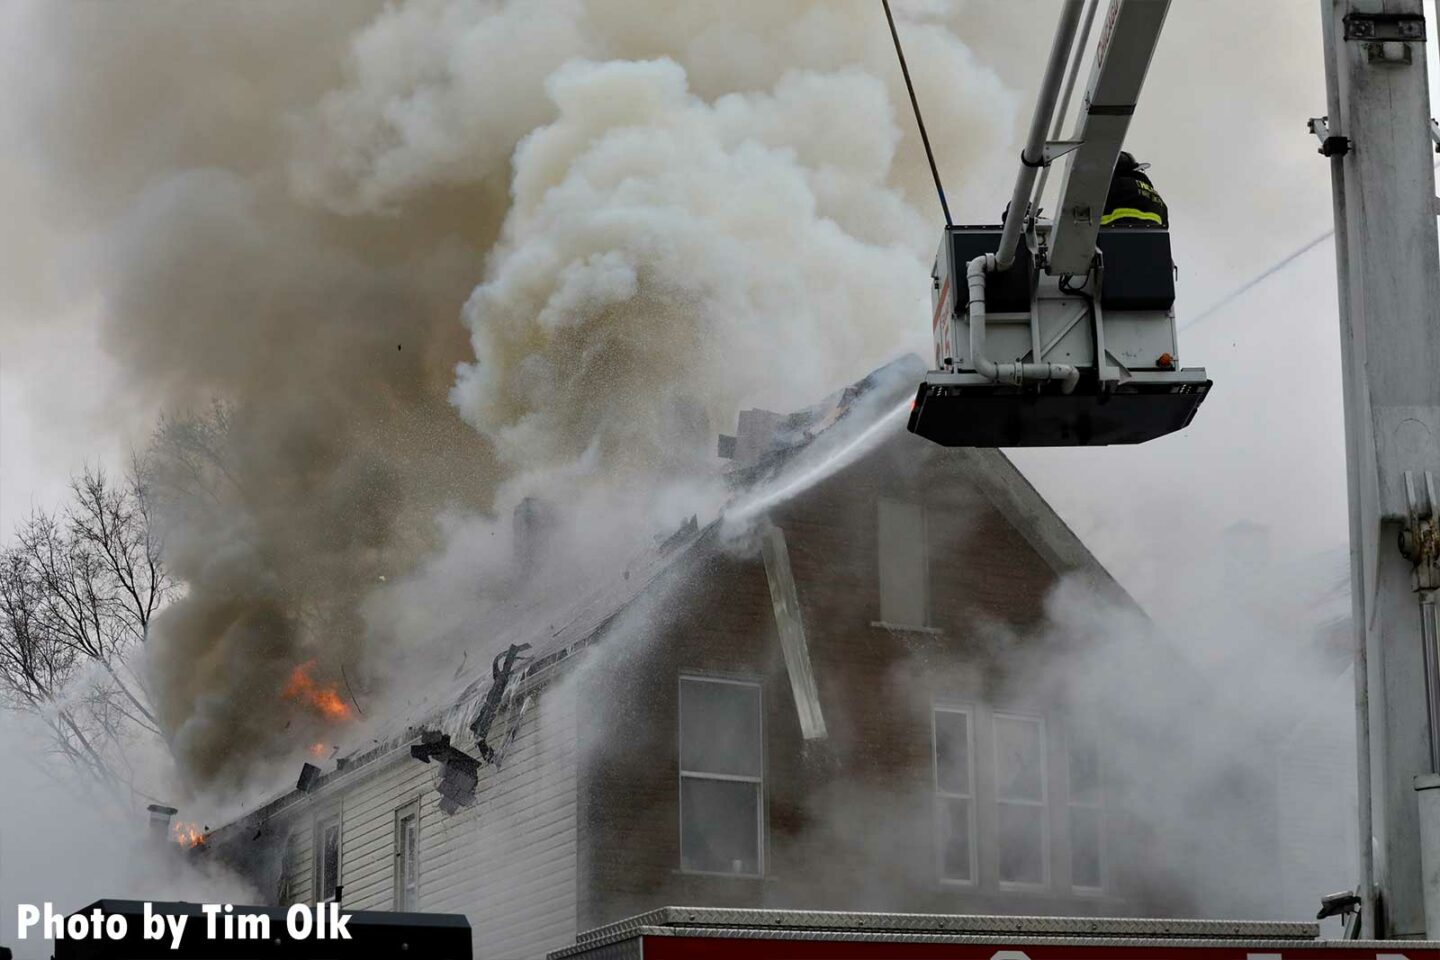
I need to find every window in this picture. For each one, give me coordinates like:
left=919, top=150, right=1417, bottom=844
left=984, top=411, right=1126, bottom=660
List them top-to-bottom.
left=877, top=499, right=928, bottom=628
left=679, top=676, right=763, bottom=875
left=933, top=706, right=976, bottom=883
left=994, top=713, right=1048, bottom=887
left=1067, top=724, right=1103, bottom=890
left=394, top=801, right=420, bottom=911
left=315, top=815, right=341, bottom=903
left=276, top=832, right=298, bottom=905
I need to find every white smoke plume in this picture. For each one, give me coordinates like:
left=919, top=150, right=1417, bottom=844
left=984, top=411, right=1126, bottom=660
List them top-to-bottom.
left=0, top=0, right=1019, bottom=789
left=454, top=57, right=930, bottom=476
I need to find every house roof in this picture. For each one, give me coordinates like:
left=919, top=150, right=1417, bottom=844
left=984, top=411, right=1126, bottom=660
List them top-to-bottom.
left=210, top=353, right=1137, bottom=834
left=724, top=353, right=1137, bottom=606
left=372, top=515, right=718, bottom=750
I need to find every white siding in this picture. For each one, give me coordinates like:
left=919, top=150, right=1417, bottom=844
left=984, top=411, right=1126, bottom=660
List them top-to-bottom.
left=266, top=679, right=578, bottom=960
left=339, top=754, right=426, bottom=909
left=281, top=817, right=313, bottom=907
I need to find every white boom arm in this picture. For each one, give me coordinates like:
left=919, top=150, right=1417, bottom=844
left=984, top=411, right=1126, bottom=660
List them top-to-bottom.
left=1047, top=0, right=1170, bottom=276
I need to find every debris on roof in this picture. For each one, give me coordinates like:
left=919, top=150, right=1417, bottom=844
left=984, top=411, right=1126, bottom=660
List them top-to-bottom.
left=469, top=643, right=532, bottom=762
left=492, top=694, right=533, bottom=770
left=409, top=728, right=455, bottom=763
left=410, top=729, right=483, bottom=814
left=436, top=751, right=480, bottom=815
left=296, top=763, right=321, bottom=793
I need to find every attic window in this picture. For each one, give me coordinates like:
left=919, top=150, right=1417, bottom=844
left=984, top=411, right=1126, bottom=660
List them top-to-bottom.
left=877, top=499, right=929, bottom=629
left=678, top=676, right=764, bottom=876
left=394, top=800, right=420, bottom=911
left=315, top=815, right=341, bottom=904
left=276, top=832, right=298, bottom=905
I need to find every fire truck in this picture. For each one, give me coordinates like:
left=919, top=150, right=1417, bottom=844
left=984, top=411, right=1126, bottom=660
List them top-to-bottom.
left=549, top=907, right=1438, bottom=960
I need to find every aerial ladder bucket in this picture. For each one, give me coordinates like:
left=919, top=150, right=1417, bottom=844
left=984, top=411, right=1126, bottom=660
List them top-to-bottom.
left=903, top=0, right=1210, bottom=448
left=908, top=221, right=1211, bottom=447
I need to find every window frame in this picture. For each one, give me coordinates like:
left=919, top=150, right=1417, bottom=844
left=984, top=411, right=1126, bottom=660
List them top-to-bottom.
left=677, top=673, right=765, bottom=878
left=932, top=704, right=978, bottom=887
left=992, top=711, right=1050, bottom=891
left=1066, top=723, right=1105, bottom=894
left=393, top=799, right=421, bottom=911
left=314, top=813, right=342, bottom=904
left=276, top=830, right=299, bottom=905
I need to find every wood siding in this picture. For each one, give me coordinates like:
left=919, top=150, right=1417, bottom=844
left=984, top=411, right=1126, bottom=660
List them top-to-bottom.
left=271, top=680, right=578, bottom=960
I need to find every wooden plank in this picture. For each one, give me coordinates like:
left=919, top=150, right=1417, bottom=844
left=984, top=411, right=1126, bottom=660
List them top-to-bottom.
left=760, top=522, right=827, bottom=739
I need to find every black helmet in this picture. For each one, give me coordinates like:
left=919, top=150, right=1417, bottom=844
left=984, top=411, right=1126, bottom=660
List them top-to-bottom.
left=1115, top=150, right=1150, bottom=173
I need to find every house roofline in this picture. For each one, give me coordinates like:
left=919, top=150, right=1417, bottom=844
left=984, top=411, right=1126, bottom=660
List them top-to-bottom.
left=951, top=447, right=1142, bottom=614
left=207, top=523, right=719, bottom=843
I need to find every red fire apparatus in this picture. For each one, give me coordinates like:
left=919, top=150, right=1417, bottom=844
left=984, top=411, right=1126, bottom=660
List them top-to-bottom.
left=550, top=908, right=1440, bottom=960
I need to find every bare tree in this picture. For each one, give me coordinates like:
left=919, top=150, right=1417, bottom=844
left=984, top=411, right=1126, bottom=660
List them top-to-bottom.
left=145, top=400, right=239, bottom=516
left=0, top=464, right=173, bottom=802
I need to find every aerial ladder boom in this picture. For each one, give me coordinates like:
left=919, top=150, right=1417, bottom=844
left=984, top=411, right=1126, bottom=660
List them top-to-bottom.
left=906, top=0, right=1211, bottom=449
left=1049, top=0, right=1170, bottom=274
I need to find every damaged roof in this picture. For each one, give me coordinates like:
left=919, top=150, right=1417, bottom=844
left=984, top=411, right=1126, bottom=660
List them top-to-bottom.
left=215, top=352, right=1135, bottom=828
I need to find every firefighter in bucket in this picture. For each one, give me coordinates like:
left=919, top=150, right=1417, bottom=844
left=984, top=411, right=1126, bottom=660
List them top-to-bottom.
left=1101, top=150, right=1168, bottom=228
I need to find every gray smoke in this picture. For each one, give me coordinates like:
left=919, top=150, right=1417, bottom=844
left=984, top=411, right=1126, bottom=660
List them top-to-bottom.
left=0, top=0, right=1023, bottom=788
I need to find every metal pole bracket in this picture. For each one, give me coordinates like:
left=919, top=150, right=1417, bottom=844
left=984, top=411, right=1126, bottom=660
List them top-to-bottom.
left=1344, top=13, right=1426, bottom=42
left=1309, top=116, right=1351, bottom=157
left=1042, top=139, right=1085, bottom=165
left=1402, top=470, right=1440, bottom=591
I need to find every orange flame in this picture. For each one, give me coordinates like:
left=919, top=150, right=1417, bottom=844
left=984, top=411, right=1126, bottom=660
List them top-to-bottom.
left=283, top=660, right=352, bottom=721
left=309, top=742, right=329, bottom=758
left=173, top=821, right=206, bottom=848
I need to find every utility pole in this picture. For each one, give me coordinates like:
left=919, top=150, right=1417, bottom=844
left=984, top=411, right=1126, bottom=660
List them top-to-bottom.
left=1317, top=0, right=1440, bottom=939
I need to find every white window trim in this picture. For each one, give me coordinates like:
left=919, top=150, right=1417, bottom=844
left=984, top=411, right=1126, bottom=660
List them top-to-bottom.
left=677, top=674, right=765, bottom=878
left=932, top=704, right=977, bottom=887
left=993, top=712, right=1050, bottom=891
left=1067, top=726, right=1106, bottom=894
left=394, top=798, right=421, bottom=911
left=314, top=813, right=342, bottom=904
left=276, top=831, right=299, bottom=905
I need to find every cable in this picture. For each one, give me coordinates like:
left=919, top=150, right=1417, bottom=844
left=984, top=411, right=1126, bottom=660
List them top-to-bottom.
left=882, top=0, right=952, bottom=226
left=1182, top=158, right=1440, bottom=331
left=1179, top=229, right=1333, bottom=331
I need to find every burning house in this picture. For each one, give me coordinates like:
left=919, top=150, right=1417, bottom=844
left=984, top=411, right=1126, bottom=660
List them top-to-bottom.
left=202, top=358, right=1332, bottom=959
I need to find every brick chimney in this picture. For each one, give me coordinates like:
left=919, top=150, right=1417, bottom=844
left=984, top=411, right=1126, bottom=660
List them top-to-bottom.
left=146, top=803, right=177, bottom=847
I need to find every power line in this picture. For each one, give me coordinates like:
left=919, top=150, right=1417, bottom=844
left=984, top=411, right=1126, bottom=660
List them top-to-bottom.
left=882, top=0, right=952, bottom=227
left=1181, top=157, right=1440, bottom=331
left=1179, top=228, right=1333, bottom=331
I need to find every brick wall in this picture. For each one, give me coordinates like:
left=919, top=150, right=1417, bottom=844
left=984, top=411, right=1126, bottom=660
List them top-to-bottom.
left=576, top=435, right=1152, bottom=928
